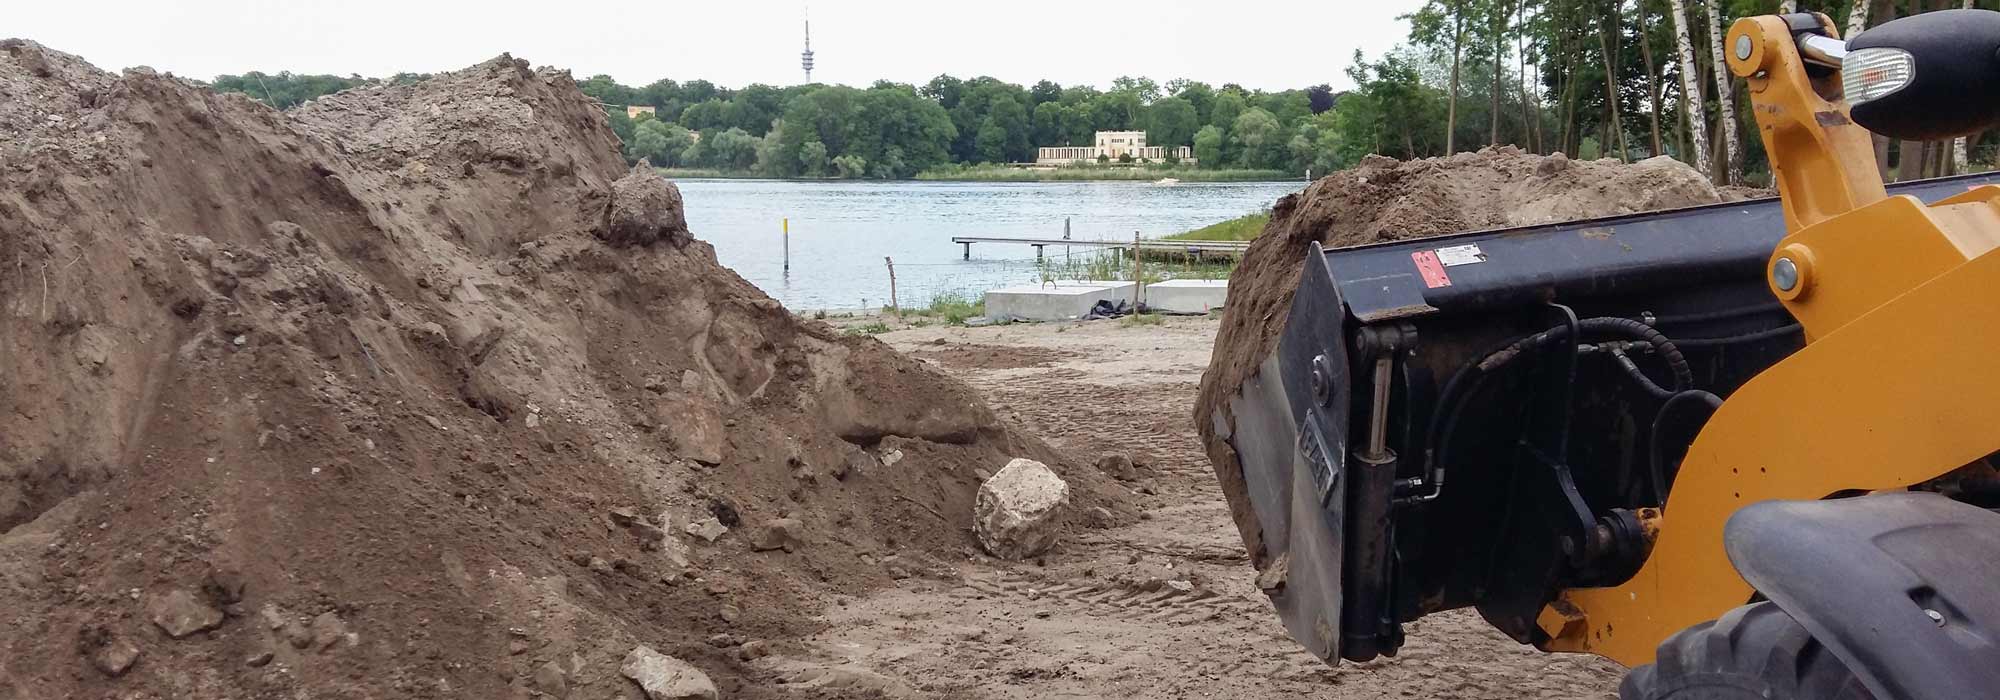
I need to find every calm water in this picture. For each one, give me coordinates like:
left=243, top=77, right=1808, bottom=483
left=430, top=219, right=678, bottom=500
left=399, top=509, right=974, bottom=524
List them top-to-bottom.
left=677, top=179, right=1304, bottom=311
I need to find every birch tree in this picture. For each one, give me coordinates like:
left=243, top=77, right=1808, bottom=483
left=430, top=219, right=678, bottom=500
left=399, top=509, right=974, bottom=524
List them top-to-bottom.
left=1637, top=0, right=1665, bottom=157
left=1668, top=0, right=1712, bottom=178
left=1705, top=0, right=1741, bottom=183
left=1954, top=0, right=1973, bottom=172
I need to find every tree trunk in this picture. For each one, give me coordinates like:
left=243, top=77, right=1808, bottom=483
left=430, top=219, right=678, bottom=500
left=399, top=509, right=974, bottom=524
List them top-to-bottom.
left=1492, top=0, right=1506, bottom=147
left=1518, top=0, right=1538, bottom=152
left=1637, top=0, right=1665, bottom=157
left=1668, top=0, right=1711, bottom=176
left=1705, top=0, right=1741, bottom=184
left=1845, top=0, right=1872, bottom=36
left=1896, top=0, right=1926, bottom=180
left=1953, top=0, right=1974, bottom=172
left=1448, top=2, right=1465, bottom=155
left=1598, top=5, right=1631, bottom=162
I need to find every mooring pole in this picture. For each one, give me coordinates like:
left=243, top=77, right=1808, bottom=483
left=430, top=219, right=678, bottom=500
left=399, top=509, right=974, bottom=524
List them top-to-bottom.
left=783, top=218, right=791, bottom=272
left=1131, top=232, right=1143, bottom=311
left=885, top=256, right=899, bottom=316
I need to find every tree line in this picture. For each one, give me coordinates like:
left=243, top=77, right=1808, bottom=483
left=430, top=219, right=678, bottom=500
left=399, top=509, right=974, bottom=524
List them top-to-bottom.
left=208, top=1, right=1997, bottom=182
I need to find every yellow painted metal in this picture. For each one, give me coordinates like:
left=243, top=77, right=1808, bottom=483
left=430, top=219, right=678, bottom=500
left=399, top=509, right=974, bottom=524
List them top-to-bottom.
left=1538, top=13, right=2000, bottom=665
left=1728, top=14, right=1885, bottom=233
left=1543, top=229, right=2000, bottom=664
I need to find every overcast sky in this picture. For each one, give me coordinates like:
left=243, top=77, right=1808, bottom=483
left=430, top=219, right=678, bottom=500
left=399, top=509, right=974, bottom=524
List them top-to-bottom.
left=12, top=0, right=1428, bottom=92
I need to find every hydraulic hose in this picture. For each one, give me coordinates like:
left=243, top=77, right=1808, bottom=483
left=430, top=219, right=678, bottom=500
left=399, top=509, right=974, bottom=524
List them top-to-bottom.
left=1411, top=316, right=1688, bottom=504
left=1648, top=389, right=1724, bottom=506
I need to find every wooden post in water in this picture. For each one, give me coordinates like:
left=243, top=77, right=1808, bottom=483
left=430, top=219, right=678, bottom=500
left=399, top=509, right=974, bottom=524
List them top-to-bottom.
left=783, top=218, right=791, bottom=272
left=1130, top=232, right=1143, bottom=312
left=884, top=256, right=899, bottom=316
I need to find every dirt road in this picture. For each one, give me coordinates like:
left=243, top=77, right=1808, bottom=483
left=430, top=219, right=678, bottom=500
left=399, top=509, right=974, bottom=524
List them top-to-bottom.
left=773, top=316, right=1622, bottom=699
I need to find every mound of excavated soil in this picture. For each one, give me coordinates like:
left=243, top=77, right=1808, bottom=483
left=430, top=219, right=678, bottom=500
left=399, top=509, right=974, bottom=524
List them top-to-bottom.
left=0, top=40, right=1122, bottom=699
left=1194, top=146, right=1752, bottom=561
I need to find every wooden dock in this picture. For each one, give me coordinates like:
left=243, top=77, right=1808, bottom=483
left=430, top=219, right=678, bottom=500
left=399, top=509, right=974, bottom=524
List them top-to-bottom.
left=952, top=236, right=1250, bottom=259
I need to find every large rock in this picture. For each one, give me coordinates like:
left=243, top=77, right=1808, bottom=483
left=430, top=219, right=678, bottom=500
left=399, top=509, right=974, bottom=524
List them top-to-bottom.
left=602, top=162, right=690, bottom=248
left=974, top=458, right=1071, bottom=560
left=146, top=589, right=224, bottom=639
left=620, top=646, right=718, bottom=700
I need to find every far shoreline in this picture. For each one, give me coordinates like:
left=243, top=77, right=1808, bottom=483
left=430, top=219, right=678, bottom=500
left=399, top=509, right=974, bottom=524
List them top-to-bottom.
left=657, top=166, right=1302, bottom=183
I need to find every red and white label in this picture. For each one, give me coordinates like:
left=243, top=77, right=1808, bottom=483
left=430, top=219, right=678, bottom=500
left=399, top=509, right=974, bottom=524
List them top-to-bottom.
left=1412, top=250, right=1452, bottom=289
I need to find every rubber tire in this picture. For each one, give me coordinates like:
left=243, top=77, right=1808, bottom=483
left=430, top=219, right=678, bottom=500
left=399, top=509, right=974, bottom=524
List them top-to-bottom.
left=1619, top=601, right=1874, bottom=700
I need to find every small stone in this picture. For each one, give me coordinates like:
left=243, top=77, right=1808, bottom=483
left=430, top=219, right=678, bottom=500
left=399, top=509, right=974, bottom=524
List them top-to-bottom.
left=232, top=335, right=247, bottom=346
left=680, top=369, right=702, bottom=391
left=524, top=412, right=541, bottom=428
left=424, top=415, right=446, bottom=431
left=880, top=449, right=905, bottom=467
left=1094, top=453, right=1138, bottom=481
left=973, top=458, right=1071, bottom=560
left=973, top=468, right=992, bottom=481
left=609, top=507, right=640, bottom=527
left=684, top=517, right=727, bottom=543
left=749, top=518, right=802, bottom=553
left=588, top=556, right=614, bottom=574
left=203, top=568, right=248, bottom=605
left=147, top=589, right=225, bottom=638
left=259, top=603, right=288, bottom=630
left=718, top=604, right=741, bottom=623
left=309, top=611, right=348, bottom=651
left=284, top=620, right=313, bottom=649
left=79, top=626, right=140, bottom=677
left=705, top=633, right=740, bottom=648
left=508, top=638, right=532, bottom=655
left=736, top=640, right=771, bottom=661
left=620, top=646, right=718, bottom=700
left=245, top=650, right=274, bottom=667
left=531, top=660, right=569, bottom=697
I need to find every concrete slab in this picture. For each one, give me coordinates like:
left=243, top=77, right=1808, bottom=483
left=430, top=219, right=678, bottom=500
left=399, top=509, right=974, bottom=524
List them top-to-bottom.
left=1143, top=279, right=1229, bottom=314
left=984, top=280, right=1138, bottom=321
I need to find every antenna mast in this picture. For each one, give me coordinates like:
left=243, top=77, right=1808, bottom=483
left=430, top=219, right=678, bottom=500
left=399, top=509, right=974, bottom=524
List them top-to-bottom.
left=801, top=3, right=816, bottom=84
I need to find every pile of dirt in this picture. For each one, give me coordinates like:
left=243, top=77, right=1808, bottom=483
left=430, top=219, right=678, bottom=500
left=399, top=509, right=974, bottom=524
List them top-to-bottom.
left=0, top=40, right=1123, bottom=699
left=1193, top=146, right=1755, bottom=560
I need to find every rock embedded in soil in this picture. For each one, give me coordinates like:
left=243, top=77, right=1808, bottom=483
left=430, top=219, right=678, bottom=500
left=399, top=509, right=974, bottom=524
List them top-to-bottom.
left=602, top=162, right=691, bottom=248
left=1094, top=453, right=1138, bottom=481
left=974, top=458, right=1071, bottom=560
left=684, top=517, right=728, bottom=543
left=749, top=518, right=803, bottom=552
left=147, top=589, right=224, bottom=639
left=79, top=626, right=141, bottom=676
left=620, top=646, right=718, bottom=700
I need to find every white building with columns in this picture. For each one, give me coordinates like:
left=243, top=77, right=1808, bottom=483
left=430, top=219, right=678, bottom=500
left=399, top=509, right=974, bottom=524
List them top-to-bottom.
left=1036, top=131, right=1195, bottom=165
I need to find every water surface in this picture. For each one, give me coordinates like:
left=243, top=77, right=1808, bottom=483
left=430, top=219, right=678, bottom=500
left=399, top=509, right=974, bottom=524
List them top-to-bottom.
left=677, top=179, right=1304, bottom=310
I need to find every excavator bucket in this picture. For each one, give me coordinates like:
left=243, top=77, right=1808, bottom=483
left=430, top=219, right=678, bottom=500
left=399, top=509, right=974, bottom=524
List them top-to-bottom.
left=1219, top=172, right=2000, bottom=665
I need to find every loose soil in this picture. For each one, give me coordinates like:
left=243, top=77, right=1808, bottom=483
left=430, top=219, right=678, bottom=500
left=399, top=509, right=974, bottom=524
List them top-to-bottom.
left=0, top=41, right=1124, bottom=700
left=836, top=317, right=1623, bottom=698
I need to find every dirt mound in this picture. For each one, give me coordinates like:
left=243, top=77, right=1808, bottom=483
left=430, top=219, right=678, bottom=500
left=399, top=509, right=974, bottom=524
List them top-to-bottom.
left=0, top=40, right=1121, bottom=699
left=1194, top=146, right=1747, bottom=559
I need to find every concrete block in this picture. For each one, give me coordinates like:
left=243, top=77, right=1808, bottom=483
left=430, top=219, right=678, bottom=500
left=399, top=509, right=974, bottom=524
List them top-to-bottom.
left=1143, top=279, right=1229, bottom=314
left=984, top=280, right=1137, bottom=322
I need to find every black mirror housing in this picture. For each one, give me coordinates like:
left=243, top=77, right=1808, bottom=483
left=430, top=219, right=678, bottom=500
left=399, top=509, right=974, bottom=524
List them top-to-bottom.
left=1847, top=9, right=2000, bottom=141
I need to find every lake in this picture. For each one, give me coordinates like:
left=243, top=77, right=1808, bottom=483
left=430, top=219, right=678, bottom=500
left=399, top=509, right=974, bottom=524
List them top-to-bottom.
left=676, top=179, right=1305, bottom=311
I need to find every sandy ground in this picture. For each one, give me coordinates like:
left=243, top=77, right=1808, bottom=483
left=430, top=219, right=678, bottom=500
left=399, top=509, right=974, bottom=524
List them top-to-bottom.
left=785, top=315, right=1624, bottom=699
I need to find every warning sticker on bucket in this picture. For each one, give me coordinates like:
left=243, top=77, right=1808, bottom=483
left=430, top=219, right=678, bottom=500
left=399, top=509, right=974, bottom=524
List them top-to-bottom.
left=1434, top=243, right=1487, bottom=266
left=1411, top=250, right=1451, bottom=288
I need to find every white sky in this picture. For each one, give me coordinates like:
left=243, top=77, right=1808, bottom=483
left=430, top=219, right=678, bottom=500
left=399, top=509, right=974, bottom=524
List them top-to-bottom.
left=11, top=0, right=1427, bottom=92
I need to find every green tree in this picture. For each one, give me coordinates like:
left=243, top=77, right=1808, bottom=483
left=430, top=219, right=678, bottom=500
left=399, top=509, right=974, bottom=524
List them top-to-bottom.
left=1029, top=79, right=1064, bottom=106
left=1209, top=91, right=1246, bottom=131
left=1146, top=96, right=1200, bottom=147
left=1032, top=102, right=1069, bottom=146
left=1231, top=107, right=1284, bottom=169
left=605, top=108, right=636, bottom=145
left=625, top=120, right=695, bottom=166
left=974, top=123, right=1009, bottom=164
left=1193, top=125, right=1224, bottom=167
left=800, top=140, right=830, bottom=176
left=832, top=154, right=868, bottom=178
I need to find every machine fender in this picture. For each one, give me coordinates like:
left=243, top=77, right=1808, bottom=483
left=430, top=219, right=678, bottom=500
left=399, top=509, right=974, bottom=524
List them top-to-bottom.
left=1724, top=492, right=2000, bottom=700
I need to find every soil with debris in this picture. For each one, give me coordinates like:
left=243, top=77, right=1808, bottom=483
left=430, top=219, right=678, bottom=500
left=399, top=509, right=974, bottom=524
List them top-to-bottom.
left=0, top=40, right=1124, bottom=699
left=1195, top=147, right=1762, bottom=557
left=858, top=318, right=1622, bottom=698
